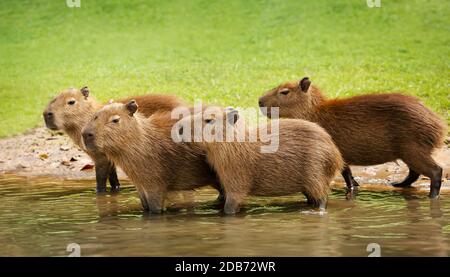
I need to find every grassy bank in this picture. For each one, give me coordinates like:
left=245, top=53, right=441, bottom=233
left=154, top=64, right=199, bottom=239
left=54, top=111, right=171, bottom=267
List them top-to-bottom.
left=0, top=0, right=448, bottom=137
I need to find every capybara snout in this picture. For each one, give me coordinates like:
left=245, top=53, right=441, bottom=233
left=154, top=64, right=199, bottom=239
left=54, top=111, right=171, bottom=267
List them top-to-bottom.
left=43, top=110, right=58, bottom=130
left=81, top=128, right=96, bottom=151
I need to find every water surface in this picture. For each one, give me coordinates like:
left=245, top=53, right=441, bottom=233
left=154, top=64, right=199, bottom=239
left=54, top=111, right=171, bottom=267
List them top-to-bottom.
left=0, top=174, right=449, bottom=256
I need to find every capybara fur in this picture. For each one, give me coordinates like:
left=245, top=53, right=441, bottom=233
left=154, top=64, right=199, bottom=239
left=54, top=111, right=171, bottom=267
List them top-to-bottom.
left=259, top=77, right=447, bottom=198
left=43, top=87, right=184, bottom=192
left=81, top=101, right=223, bottom=213
left=177, top=107, right=344, bottom=214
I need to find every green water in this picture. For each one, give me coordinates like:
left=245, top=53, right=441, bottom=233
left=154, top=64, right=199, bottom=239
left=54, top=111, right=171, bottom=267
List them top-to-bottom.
left=0, top=174, right=449, bottom=256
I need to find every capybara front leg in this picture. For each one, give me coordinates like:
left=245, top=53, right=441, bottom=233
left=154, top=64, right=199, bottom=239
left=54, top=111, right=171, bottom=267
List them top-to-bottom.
left=94, top=161, right=109, bottom=193
left=108, top=164, right=121, bottom=192
left=342, top=165, right=359, bottom=189
left=342, top=165, right=359, bottom=200
left=429, top=166, right=443, bottom=199
left=391, top=168, right=420, bottom=187
left=212, top=182, right=226, bottom=203
left=145, top=191, right=164, bottom=214
left=224, top=193, right=242, bottom=215
left=139, top=194, right=149, bottom=211
left=306, top=195, right=327, bottom=210
left=318, top=198, right=327, bottom=211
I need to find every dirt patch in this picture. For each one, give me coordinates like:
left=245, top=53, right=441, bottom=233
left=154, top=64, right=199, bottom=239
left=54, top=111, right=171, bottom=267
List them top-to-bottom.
left=0, top=126, right=449, bottom=192
left=0, top=127, right=126, bottom=180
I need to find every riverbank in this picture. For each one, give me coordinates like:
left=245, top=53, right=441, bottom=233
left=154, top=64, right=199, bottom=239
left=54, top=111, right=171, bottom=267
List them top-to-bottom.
left=0, top=127, right=449, bottom=193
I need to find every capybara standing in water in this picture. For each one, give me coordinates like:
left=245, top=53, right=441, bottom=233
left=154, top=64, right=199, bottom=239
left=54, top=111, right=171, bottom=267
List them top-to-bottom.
left=259, top=77, right=447, bottom=198
left=43, top=87, right=184, bottom=192
left=81, top=101, right=223, bottom=213
left=177, top=107, right=344, bottom=214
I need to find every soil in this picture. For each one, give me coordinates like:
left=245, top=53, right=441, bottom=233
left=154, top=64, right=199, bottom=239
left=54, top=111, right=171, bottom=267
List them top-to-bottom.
left=0, top=126, right=449, bottom=193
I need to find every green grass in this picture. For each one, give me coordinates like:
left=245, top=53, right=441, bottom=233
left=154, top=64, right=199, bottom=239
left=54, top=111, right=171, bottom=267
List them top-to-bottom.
left=0, top=0, right=448, bottom=138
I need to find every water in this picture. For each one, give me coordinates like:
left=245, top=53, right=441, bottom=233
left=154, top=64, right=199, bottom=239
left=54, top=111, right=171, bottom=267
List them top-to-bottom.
left=0, top=174, right=449, bottom=256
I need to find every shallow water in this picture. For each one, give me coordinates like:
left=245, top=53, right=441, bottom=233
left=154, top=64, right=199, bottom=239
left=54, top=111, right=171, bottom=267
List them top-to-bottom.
left=0, top=174, right=449, bottom=257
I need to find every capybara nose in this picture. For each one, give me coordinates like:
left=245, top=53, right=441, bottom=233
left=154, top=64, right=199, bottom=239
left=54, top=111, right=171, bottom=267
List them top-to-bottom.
left=258, top=98, right=264, bottom=107
left=43, top=111, right=59, bottom=130
left=178, top=126, right=184, bottom=136
left=82, top=132, right=95, bottom=147
left=83, top=132, right=94, bottom=140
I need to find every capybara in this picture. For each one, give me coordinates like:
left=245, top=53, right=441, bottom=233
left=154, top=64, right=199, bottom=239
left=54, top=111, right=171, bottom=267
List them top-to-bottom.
left=259, top=77, right=447, bottom=198
left=43, top=87, right=184, bottom=192
left=81, top=101, right=223, bottom=213
left=177, top=106, right=344, bottom=214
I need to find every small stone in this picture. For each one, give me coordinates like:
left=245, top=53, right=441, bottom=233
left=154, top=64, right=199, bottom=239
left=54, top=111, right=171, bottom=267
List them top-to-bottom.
left=60, top=145, right=70, bottom=151
left=39, top=153, right=49, bottom=160
left=61, top=160, right=71, bottom=166
left=17, top=163, right=28, bottom=169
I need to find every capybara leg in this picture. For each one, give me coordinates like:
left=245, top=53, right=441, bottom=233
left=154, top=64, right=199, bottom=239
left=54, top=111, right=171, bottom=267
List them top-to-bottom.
left=404, top=154, right=443, bottom=198
left=94, top=161, right=109, bottom=193
left=108, top=165, right=121, bottom=192
left=342, top=165, right=359, bottom=189
left=342, top=165, right=359, bottom=200
left=429, top=166, right=443, bottom=199
left=391, top=168, right=420, bottom=187
left=212, top=183, right=226, bottom=203
left=145, top=191, right=164, bottom=214
left=224, top=193, right=242, bottom=215
left=139, top=194, right=149, bottom=211
left=305, top=195, right=327, bottom=210
left=318, top=198, right=327, bottom=211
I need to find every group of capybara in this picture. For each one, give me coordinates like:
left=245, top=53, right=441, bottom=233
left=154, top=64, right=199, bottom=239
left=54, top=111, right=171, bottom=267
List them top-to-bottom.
left=43, top=77, right=447, bottom=214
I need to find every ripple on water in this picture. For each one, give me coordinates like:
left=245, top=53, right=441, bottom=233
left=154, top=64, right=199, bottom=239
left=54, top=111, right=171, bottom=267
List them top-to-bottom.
left=0, top=175, right=449, bottom=256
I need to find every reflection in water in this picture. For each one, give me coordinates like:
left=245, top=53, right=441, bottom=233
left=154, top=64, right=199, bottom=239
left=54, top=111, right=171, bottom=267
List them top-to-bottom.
left=0, top=174, right=449, bottom=256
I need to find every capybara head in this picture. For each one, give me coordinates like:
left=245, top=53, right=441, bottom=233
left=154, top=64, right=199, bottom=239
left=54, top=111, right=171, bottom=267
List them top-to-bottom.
left=258, top=77, right=324, bottom=119
left=43, top=87, right=95, bottom=131
left=82, top=100, right=140, bottom=153
left=82, top=100, right=141, bottom=152
left=177, top=106, right=240, bottom=143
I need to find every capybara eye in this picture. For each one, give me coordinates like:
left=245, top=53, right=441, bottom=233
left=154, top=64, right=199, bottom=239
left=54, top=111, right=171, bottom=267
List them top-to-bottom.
left=280, top=89, right=290, bottom=95
left=67, top=100, right=76, bottom=105
left=94, top=115, right=98, bottom=120
left=112, top=118, right=120, bottom=123
left=205, top=119, right=215, bottom=124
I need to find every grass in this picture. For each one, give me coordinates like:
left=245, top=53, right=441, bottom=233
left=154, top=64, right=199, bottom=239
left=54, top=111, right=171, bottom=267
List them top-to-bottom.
left=0, top=0, right=448, bottom=138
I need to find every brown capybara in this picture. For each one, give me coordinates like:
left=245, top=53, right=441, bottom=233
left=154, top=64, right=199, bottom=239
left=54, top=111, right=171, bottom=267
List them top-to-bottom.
left=259, top=77, right=447, bottom=198
left=43, top=87, right=184, bottom=192
left=81, top=101, right=223, bottom=213
left=177, top=106, right=344, bottom=215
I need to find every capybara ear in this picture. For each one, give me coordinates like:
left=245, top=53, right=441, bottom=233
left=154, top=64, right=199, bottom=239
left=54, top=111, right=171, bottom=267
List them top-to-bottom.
left=299, top=77, right=311, bottom=93
left=80, top=86, right=90, bottom=98
left=125, top=100, right=138, bottom=116
left=226, top=108, right=239, bottom=125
